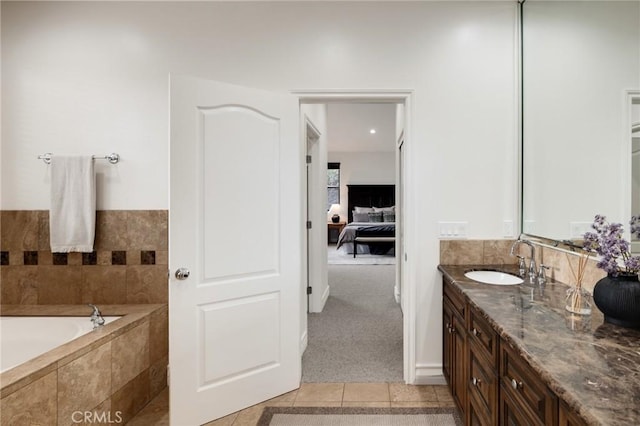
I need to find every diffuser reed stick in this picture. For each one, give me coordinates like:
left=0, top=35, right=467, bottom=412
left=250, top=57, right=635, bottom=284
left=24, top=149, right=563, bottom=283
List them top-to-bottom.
left=565, top=252, right=592, bottom=315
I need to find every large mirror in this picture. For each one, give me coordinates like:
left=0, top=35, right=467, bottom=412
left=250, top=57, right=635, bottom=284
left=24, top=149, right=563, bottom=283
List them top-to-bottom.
left=522, top=0, right=640, bottom=253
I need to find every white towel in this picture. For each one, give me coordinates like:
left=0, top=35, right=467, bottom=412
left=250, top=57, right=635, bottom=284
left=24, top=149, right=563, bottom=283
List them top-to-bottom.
left=49, top=156, right=96, bottom=253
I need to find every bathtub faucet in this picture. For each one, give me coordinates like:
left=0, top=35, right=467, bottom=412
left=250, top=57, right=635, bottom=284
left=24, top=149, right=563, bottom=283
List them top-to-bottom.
left=88, top=304, right=105, bottom=329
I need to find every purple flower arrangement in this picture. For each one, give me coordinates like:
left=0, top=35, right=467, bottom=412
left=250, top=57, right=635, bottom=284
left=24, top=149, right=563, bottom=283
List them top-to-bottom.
left=583, top=215, right=640, bottom=277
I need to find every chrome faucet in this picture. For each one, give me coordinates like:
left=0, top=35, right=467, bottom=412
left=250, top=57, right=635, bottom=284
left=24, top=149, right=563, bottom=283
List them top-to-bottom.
left=510, top=238, right=537, bottom=283
left=88, top=304, right=105, bottom=329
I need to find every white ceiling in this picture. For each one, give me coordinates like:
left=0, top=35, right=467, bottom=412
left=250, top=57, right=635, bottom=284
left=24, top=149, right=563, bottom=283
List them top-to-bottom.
left=327, top=103, right=397, bottom=152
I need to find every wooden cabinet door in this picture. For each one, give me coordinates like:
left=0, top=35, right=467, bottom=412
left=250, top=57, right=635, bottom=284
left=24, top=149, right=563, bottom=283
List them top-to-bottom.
left=443, top=278, right=467, bottom=412
left=443, top=296, right=466, bottom=410
left=443, top=298, right=454, bottom=385
left=452, top=315, right=467, bottom=411
left=467, top=340, right=498, bottom=425
left=500, top=342, right=558, bottom=425
left=500, top=385, right=535, bottom=426
left=559, top=401, right=587, bottom=426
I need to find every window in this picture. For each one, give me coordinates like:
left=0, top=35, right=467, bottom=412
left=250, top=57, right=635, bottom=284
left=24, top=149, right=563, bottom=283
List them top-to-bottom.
left=327, top=162, right=340, bottom=210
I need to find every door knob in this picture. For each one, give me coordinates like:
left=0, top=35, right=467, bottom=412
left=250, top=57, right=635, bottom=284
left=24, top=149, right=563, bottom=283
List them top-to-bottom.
left=175, top=268, right=190, bottom=280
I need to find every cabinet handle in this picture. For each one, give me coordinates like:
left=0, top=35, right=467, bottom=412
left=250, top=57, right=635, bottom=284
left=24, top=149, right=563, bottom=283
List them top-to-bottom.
left=472, top=328, right=481, bottom=337
left=471, top=377, right=481, bottom=386
left=511, top=378, right=523, bottom=390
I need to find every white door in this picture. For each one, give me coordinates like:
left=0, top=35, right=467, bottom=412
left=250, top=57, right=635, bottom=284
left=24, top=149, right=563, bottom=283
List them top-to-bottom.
left=169, top=75, right=301, bottom=425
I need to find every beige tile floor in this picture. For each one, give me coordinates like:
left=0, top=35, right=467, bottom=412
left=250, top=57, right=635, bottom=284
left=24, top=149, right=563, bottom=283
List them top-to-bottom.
left=128, top=383, right=456, bottom=426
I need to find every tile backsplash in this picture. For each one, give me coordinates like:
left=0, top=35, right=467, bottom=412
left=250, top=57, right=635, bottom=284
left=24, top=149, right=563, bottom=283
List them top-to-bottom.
left=0, top=210, right=168, bottom=305
left=439, top=239, right=518, bottom=266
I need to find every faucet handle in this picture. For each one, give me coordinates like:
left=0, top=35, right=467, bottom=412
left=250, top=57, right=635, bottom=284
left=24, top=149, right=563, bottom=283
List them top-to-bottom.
left=516, top=255, right=526, bottom=277
left=538, top=264, right=550, bottom=285
left=88, top=304, right=105, bottom=328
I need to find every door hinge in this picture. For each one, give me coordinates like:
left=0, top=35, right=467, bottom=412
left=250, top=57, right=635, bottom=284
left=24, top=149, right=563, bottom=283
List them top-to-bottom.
left=306, top=155, right=312, bottom=164
left=307, top=221, right=312, bottom=229
left=307, top=286, right=313, bottom=295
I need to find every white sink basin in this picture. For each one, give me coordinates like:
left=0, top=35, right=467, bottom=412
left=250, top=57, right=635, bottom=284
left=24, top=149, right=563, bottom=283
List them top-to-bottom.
left=464, top=270, right=524, bottom=285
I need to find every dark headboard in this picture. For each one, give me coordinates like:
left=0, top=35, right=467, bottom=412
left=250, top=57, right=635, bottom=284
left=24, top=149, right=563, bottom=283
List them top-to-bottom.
left=347, top=184, right=395, bottom=223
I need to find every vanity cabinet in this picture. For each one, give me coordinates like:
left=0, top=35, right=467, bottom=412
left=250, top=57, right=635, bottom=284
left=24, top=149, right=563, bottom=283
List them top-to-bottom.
left=442, top=277, right=582, bottom=426
left=443, top=277, right=467, bottom=411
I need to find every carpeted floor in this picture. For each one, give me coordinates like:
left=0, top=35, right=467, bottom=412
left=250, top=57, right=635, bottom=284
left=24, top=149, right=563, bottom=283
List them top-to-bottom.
left=327, top=244, right=396, bottom=265
left=302, top=264, right=403, bottom=382
left=258, top=407, right=463, bottom=426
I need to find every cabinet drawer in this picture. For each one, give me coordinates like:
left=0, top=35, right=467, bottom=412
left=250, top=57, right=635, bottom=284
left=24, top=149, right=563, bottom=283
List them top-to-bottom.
left=444, top=278, right=466, bottom=320
left=468, top=306, right=499, bottom=367
left=467, top=340, right=498, bottom=425
left=500, top=342, right=558, bottom=425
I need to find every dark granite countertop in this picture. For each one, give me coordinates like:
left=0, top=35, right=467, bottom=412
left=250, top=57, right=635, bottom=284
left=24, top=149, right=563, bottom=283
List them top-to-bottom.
left=438, top=265, right=640, bottom=426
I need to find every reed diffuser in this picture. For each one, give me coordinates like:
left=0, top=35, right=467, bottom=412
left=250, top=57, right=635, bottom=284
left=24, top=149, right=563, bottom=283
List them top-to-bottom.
left=565, top=252, right=592, bottom=315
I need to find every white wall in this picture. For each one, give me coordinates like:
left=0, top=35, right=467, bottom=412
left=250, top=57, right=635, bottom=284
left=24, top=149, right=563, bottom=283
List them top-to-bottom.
left=1, top=1, right=519, bottom=382
left=328, top=151, right=396, bottom=221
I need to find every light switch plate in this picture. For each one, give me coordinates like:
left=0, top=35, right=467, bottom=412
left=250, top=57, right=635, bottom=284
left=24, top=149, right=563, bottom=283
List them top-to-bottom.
left=438, top=221, right=468, bottom=239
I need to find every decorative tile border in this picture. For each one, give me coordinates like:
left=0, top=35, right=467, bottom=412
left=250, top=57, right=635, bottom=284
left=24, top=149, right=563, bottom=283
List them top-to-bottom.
left=1, top=210, right=168, bottom=305
left=0, top=250, right=158, bottom=266
left=112, top=251, right=126, bottom=265
left=53, top=253, right=68, bottom=265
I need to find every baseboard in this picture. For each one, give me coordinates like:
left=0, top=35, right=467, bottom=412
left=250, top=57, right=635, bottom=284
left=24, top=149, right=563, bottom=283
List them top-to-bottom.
left=300, top=330, right=308, bottom=355
left=413, top=363, right=446, bottom=385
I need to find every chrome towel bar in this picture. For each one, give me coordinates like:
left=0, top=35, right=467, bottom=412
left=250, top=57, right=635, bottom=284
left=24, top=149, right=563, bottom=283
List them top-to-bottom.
left=38, top=153, right=120, bottom=164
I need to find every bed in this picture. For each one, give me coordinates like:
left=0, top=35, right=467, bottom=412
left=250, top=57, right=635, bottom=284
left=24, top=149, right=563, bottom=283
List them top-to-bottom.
left=335, top=184, right=396, bottom=256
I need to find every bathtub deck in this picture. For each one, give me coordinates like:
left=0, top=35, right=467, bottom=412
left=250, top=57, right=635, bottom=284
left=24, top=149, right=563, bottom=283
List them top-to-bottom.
left=0, top=304, right=167, bottom=425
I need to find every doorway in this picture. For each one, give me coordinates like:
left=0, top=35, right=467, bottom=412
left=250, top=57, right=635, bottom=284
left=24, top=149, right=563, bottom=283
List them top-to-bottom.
left=298, top=92, right=413, bottom=384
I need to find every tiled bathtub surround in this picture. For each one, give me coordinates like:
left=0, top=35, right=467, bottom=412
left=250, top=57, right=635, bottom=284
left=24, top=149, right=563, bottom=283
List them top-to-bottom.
left=0, top=210, right=168, bottom=305
left=439, top=239, right=607, bottom=292
left=0, top=304, right=168, bottom=426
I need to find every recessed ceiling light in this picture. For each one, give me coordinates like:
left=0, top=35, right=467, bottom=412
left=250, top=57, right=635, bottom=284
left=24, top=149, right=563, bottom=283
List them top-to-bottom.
left=369, top=129, right=376, bottom=134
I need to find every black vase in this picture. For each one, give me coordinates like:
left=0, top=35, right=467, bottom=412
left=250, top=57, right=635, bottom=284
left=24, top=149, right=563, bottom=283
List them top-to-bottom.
left=331, top=214, right=340, bottom=223
left=592, top=273, right=640, bottom=329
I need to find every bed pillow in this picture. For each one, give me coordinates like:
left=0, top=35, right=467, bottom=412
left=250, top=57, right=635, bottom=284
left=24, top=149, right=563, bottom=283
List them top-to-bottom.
left=354, top=206, right=374, bottom=213
left=373, top=206, right=395, bottom=213
left=352, top=211, right=370, bottom=222
left=367, top=211, right=384, bottom=223
left=383, top=211, right=395, bottom=222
